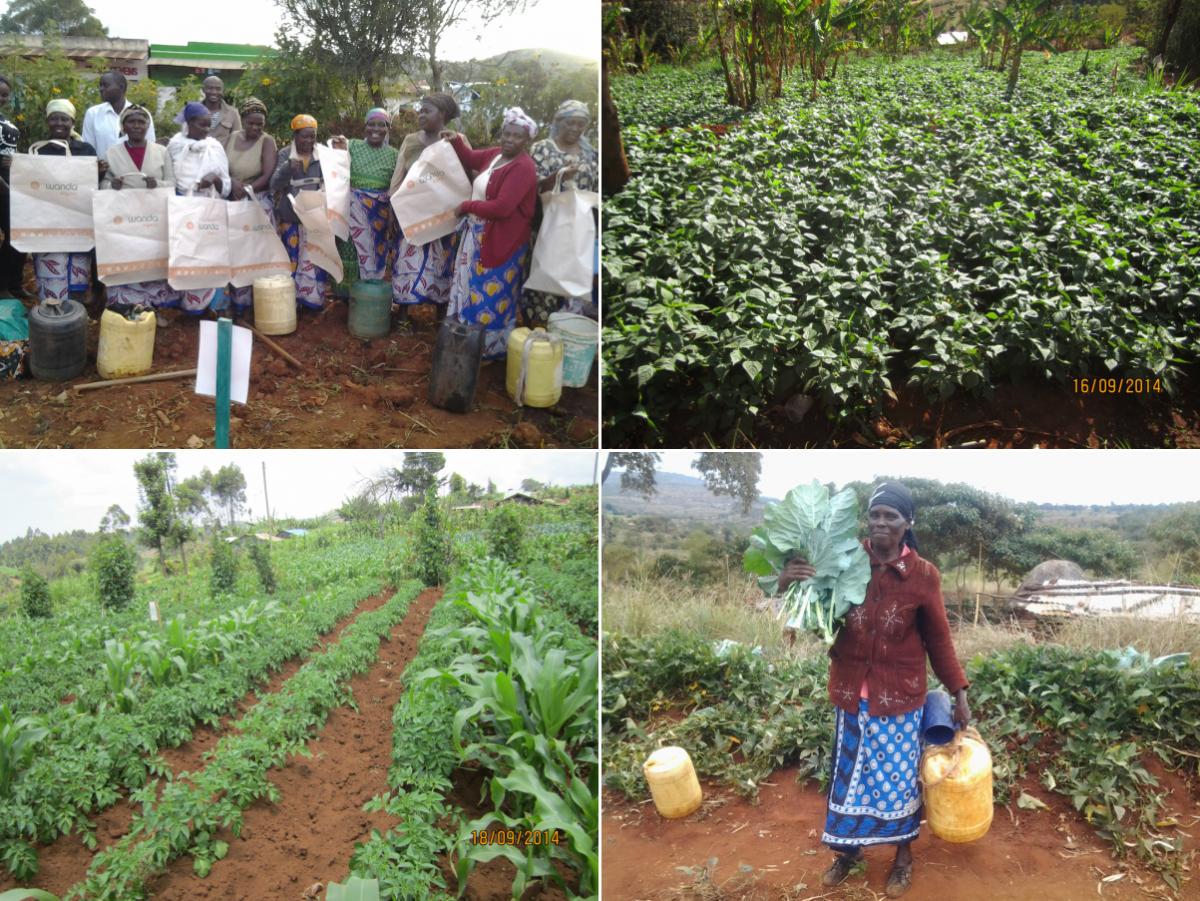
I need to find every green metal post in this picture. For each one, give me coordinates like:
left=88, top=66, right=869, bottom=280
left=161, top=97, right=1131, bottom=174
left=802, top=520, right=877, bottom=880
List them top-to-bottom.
left=215, top=317, right=232, bottom=448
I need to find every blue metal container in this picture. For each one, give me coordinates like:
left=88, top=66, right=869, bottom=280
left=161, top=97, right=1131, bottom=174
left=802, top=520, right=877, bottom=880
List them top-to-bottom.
left=922, top=689, right=956, bottom=745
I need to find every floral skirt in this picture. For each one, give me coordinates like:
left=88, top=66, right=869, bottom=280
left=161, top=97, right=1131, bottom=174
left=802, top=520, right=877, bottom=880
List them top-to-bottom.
left=349, top=188, right=395, bottom=281
left=447, top=218, right=527, bottom=360
left=278, top=220, right=328, bottom=310
left=393, top=232, right=456, bottom=306
left=34, top=252, right=90, bottom=301
left=107, top=279, right=178, bottom=310
left=822, top=699, right=924, bottom=851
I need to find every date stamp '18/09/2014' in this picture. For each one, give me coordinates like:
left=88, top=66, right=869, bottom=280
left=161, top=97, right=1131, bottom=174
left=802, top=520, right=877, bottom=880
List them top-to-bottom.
left=1072, top=377, right=1164, bottom=395
left=469, top=829, right=563, bottom=846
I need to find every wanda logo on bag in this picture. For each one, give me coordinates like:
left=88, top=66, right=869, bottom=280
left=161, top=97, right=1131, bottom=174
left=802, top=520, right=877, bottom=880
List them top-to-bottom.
left=35, top=182, right=79, bottom=192
left=116, top=215, right=159, bottom=224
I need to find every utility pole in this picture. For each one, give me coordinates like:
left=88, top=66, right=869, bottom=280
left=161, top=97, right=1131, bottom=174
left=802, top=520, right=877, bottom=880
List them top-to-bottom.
left=262, top=461, right=273, bottom=536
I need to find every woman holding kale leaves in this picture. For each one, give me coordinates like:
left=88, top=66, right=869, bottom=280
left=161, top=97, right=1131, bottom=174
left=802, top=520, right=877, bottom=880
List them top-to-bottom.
left=778, top=481, right=971, bottom=899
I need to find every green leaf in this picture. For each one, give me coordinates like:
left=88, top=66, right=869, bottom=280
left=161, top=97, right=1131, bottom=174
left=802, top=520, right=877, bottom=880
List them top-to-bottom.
left=326, top=876, right=381, bottom=901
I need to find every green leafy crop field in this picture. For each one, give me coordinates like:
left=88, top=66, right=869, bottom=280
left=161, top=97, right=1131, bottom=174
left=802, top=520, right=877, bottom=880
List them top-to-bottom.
left=604, top=50, right=1200, bottom=447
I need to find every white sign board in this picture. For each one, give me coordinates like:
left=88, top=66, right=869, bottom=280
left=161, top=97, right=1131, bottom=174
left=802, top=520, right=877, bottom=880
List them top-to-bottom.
left=195, top=320, right=252, bottom=405
left=148, top=601, right=159, bottom=622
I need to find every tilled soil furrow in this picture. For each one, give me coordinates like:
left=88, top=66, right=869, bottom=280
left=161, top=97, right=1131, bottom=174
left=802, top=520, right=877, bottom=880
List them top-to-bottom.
left=147, top=586, right=442, bottom=901
left=0, top=588, right=398, bottom=898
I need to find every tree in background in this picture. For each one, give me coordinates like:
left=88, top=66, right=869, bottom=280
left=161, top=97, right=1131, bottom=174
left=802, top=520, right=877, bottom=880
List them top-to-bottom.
left=0, top=0, right=108, bottom=36
left=411, top=0, right=529, bottom=91
left=233, top=33, right=350, bottom=138
left=373, top=452, right=447, bottom=501
left=602, top=452, right=662, bottom=496
left=692, top=452, right=761, bottom=513
left=134, top=453, right=187, bottom=575
left=209, top=464, right=248, bottom=527
left=175, top=474, right=213, bottom=532
left=520, top=478, right=546, bottom=494
left=408, top=487, right=451, bottom=586
left=98, top=504, right=130, bottom=534
left=487, top=505, right=524, bottom=564
left=1148, top=505, right=1200, bottom=581
left=992, top=527, right=1139, bottom=581
left=90, top=535, right=137, bottom=611
left=209, top=535, right=238, bottom=597
left=248, top=541, right=278, bottom=594
left=19, top=568, right=51, bottom=619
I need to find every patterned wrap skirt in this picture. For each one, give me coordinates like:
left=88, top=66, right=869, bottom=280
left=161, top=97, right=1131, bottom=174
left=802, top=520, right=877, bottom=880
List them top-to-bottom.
left=349, top=188, right=394, bottom=281
left=447, top=217, right=527, bottom=360
left=277, top=220, right=328, bottom=310
left=393, top=232, right=457, bottom=306
left=33, top=252, right=90, bottom=300
left=107, top=280, right=178, bottom=310
left=822, top=699, right=924, bottom=850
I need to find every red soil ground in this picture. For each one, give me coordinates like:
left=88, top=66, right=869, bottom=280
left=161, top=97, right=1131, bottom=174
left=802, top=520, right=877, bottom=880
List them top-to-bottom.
left=0, top=294, right=597, bottom=449
left=602, top=764, right=1198, bottom=900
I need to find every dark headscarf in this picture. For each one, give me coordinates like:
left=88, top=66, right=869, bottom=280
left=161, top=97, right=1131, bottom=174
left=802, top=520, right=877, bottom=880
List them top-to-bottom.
left=422, top=91, right=459, bottom=122
left=239, top=96, right=268, bottom=119
left=868, top=481, right=918, bottom=551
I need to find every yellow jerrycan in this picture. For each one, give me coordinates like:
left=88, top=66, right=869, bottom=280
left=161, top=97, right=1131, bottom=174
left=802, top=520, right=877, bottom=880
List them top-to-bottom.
left=96, top=308, right=156, bottom=380
left=506, top=327, right=563, bottom=408
left=922, top=726, right=994, bottom=843
left=643, top=746, right=703, bottom=819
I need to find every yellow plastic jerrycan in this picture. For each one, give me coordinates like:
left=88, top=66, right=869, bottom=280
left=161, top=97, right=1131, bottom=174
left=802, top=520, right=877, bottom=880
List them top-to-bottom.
left=253, top=275, right=297, bottom=336
left=96, top=308, right=156, bottom=380
left=506, top=327, right=563, bottom=408
left=922, top=726, right=994, bottom=843
left=643, top=746, right=703, bottom=819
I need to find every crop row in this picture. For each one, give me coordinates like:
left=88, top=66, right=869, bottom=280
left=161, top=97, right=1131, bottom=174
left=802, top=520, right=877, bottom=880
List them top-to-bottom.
left=604, top=50, right=1200, bottom=445
left=0, top=569, right=389, bottom=882
left=61, top=580, right=425, bottom=901
left=602, top=632, right=1200, bottom=890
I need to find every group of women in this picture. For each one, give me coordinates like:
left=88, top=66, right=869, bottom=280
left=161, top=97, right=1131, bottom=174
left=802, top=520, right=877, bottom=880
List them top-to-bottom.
left=0, top=72, right=598, bottom=360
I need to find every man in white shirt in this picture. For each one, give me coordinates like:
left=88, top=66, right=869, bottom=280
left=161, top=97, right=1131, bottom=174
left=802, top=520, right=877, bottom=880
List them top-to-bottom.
left=81, top=71, right=155, bottom=159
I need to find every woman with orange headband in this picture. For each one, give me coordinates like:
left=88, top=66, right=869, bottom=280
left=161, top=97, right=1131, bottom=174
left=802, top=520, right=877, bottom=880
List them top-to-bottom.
left=269, top=113, right=329, bottom=309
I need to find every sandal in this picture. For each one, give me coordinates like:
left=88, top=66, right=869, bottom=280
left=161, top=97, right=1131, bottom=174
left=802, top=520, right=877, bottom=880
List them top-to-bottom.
left=821, top=851, right=861, bottom=887
left=885, top=861, right=913, bottom=898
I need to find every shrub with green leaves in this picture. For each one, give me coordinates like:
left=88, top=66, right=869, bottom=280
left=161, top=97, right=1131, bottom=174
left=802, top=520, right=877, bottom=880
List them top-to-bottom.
left=407, top=490, right=451, bottom=587
left=486, top=506, right=524, bottom=565
left=90, top=536, right=137, bottom=611
left=208, top=536, right=237, bottom=597
left=247, top=541, right=277, bottom=594
left=19, top=569, right=50, bottom=619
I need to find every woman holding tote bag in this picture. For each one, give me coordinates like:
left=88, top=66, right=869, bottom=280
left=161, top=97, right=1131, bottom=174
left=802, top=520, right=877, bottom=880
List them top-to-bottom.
left=387, top=92, right=469, bottom=317
left=29, top=99, right=99, bottom=303
left=101, top=105, right=177, bottom=310
left=440, top=107, right=538, bottom=360
left=270, top=114, right=330, bottom=310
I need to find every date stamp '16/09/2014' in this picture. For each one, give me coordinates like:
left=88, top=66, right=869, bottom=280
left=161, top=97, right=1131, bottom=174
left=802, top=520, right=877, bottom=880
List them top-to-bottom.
left=1072, top=377, right=1164, bottom=395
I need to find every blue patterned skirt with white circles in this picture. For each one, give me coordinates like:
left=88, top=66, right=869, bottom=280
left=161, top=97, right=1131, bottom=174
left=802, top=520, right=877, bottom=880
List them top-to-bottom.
left=822, top=698, right=924, bottom=850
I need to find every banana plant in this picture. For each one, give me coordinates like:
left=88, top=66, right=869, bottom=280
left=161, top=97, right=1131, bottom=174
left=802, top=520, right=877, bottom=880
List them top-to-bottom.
left=798, top=0, right=875, bottom=99
left=990, top=0, right=1059, bottom=99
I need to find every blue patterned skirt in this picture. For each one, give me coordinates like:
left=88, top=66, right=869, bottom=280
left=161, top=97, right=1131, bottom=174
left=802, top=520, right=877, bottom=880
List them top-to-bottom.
left=822, top=699, right=924, bottom=850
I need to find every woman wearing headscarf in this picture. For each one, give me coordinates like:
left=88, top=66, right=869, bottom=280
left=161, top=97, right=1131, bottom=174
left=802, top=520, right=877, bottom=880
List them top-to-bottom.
left=0, top=75, right=27, bottom=298
left=387, top=92, right=469, bottom=314
left=225, top=98, right=278, bottom=312
left=524, top=98, right=599, bottom=324
left=29, top=99, right=98, bottom=302
left=167, top=101, right=232, bottom=313
left=100, top=104, right=177, bottom=310
left=439, top=107, right=539, bottom=359
left=330, top=108, right=398, bottom=284
left=269, top=114, right=328, bottom=309
left=779, top=482, right=971, bottom=899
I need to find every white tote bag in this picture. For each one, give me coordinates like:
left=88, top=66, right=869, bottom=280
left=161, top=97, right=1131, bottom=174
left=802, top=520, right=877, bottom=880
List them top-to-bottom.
left=390, top=139, right=471, bottom=246
left=317, top=143, right=351, bottom=241
left=9, top=148, right=98, bottom=252
left=524, top=172, right=599, bottom=298
left=92, top=185, right=173, bottom=285
left=226, top=188, right=290, bottom=288
left=167, top=189, right=231, bottom=290
left=289, top=190, right=344, bottom=283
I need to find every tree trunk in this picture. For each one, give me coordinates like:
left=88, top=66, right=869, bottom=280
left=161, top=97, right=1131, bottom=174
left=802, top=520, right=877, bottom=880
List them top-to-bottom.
left=1152, top=0, right=1183, bottom=61
left=429, top=35, right=443, bottom=92
left=1006, top=47, right=1022, bottom=99
left=601, top=55, right=630, bottom=194
left=178, top=538, right=188, bottom=577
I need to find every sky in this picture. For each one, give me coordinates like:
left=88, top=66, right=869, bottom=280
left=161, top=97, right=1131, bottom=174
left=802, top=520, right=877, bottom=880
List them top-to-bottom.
left=80, top=0, right=599, bottom=60
left=0, top=450, right=601, bottom=543
left=637, top=451, right=1200, bottom=507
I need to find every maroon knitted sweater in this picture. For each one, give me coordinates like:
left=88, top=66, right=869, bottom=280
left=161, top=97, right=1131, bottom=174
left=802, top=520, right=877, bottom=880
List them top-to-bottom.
left=448, top=136, right=537, bottom=269
left=827, top=542, right=969, bottom=717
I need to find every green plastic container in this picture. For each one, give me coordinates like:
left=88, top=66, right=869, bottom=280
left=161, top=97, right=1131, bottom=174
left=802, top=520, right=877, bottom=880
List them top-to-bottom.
left=348, top=279, right=392, bottom=339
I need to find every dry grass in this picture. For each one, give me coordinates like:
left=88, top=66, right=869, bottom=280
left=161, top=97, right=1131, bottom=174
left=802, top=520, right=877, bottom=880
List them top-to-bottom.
left=1050, top=615, right=1200, bottom=658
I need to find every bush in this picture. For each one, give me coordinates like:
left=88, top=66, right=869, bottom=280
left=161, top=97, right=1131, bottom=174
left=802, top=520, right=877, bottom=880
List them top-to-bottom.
left=231, top=34, right=349, bottom=142
left=407, top=489, right=451, bottom=587
left=486, top=506, right=524, bottom=564
left=91, top=535, right=137, bottom=611
left=209, top=536, right=237, bottom=596
left=248, top=541, right=277, bottom=594
left=19, top=568, right=50, bottom=618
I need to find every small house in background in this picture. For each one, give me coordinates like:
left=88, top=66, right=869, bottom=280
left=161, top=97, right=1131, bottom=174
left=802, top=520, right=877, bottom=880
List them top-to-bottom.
left=0, top=35, right=150, bottom=80
left=446, top=81, right=483, bottom=114
left=499, top=491, right=545, bottom=506
left=276, top=528, right=308, bottom=540
left=1014, top=580, right=1200, bottom=623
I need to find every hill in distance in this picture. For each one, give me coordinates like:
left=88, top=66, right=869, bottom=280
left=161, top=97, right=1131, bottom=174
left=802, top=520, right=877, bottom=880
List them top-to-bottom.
left=602, top=470, right=777, bottom=526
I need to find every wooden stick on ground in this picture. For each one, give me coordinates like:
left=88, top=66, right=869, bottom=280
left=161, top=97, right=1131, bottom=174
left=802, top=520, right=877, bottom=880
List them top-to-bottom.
left=247, top=325, right=304, bottom=370
left=74, top=369, right=197, bottom=392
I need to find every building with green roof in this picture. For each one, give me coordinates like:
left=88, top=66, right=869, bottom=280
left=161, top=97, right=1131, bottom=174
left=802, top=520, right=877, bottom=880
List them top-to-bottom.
left=147, top=41, right=277, bottom=86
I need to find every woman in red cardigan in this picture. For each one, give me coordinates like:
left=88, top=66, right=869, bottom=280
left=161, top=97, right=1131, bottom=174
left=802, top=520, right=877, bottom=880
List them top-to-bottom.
left=439, top=107, right=539, bottom=359
left=779, top=482, right=971, bottom=899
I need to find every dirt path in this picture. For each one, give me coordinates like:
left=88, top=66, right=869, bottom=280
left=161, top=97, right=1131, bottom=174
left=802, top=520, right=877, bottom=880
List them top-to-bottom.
left=0, top=299, right=597, bottom=449
left=146, top=586, right=441, bottom=900
left=0, top=588, right=401, bottom=898
left=602, top=766, right=1193, bottom=900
